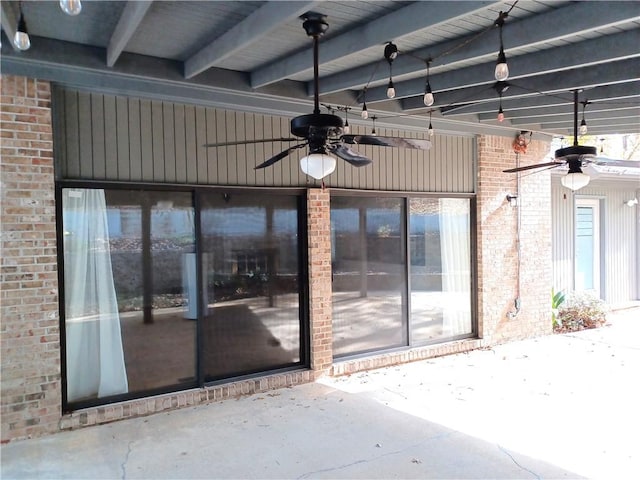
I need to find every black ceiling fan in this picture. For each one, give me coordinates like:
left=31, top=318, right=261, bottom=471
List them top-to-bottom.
left=204, top=12, right=431, bottom=179
left=503, top=90, right=639, bottom=189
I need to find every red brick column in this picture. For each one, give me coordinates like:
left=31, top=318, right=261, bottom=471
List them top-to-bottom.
left=0, top=75, right=60, bottom=441
left=476, top=135, right=552, bottom=344
left=307, top=188, right=333, bottom=377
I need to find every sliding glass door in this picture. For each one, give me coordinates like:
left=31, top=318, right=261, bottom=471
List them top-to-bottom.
left=61, top=187, right=305, bottom=407
left=330, top=194, right=474, bottom=358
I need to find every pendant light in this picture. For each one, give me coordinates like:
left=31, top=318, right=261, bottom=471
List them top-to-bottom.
left=60, top=0, right=82, bottom=16
left=13, top=7, right=30, bottom=51
left=494, top=11, right=509, bottom=81
left=384, top=42, right=398, bottom=99
left=423, top=60, right=434, bottom=107
left=494, top=81, right=508, bottom=122
left=361, top=89, right=369, bottom=119
left=497, top=93, right=505, bottom=122
left=579, top=100, right=589, bottom=136
left=342, top=106, right=351, bottom=134
left=427, top=111, right=434, bottom=137
left=371, top=115, right=377, bottom=136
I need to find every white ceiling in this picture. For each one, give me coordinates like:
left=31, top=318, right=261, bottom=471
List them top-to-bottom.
left=1, top=1, right=639, bottom=138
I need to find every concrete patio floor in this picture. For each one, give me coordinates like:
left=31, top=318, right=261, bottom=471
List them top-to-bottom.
left=2, top=306, right=638, bottom=479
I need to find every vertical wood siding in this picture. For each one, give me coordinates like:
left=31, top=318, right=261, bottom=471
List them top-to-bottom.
left=53, top=87, right=474, bottom=193
left=552, top=180, right=639, bottom=303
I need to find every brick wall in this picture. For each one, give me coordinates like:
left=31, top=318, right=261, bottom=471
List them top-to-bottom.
left=0, top=74, right=554, bottom=442
left=1, top=75, right=61, bottom=441
left=477, top=134, right=552, bottom=343
left=307, top=188, right=333, bottom=376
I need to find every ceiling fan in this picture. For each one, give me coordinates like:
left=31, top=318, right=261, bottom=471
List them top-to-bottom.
left=204, top=12, right=431, bottom=180
left=503, top=90, right=639, bottom=190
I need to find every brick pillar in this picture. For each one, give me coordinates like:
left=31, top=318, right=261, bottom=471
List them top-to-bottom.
left=1, top=75, right=61, bottom=441
left=476, top=134, right=552, bottom=344
left=307, top=188, right=333, bottom=377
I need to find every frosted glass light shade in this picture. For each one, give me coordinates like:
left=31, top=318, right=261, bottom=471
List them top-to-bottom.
left=60, top=0, right=82, bottom=15
left=13, top=31, right=30, bottom=51
left=495, top=48, right=509, bottom=81
left=495, top=62, right=509, bottom=81
left=300, top=153, right=336, bottom=180
left=561, top=172, right=590, bottom=191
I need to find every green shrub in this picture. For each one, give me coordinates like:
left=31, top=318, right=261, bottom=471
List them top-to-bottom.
left=551, top=289, right=566, bottom=328
left=555, top=291, right=609, bottom=332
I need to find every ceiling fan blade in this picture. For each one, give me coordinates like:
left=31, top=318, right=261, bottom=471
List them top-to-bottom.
left=342, top=135, right=431, bottom=150
left=204, top=137, right=297, bottom=148
left=254, top=143, right=307, bottom=170
left=328, top=144, right=373, bottom=167
left=592, top=158, right=640, bottom=168
left=503, top=161, right=564, bottom=173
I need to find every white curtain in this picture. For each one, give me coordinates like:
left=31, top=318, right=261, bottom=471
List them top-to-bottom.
left=63, top=189, right=128, bottom=402
left=439, top=198, right=471, bottom=336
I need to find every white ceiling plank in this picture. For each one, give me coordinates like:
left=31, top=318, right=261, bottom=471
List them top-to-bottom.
left=107, top=1, right=154, bottom=67
left=185, top=1, right=319, bottom=79
left=250, top=1, right=499, bottom=88
left=318, top=1, right=640, bottom=96
left=366, top=28, right=640, bottom=103
left=442, top=82, right=640, bottom=116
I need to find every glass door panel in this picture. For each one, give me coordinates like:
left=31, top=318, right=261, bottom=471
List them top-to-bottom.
left=63, top=188, right=197, bottom=404
left=199, top=193, right=302, bottom=381
left=331, top=196, right=407, bottom=357
left=409, top=198, right=472, bottom=344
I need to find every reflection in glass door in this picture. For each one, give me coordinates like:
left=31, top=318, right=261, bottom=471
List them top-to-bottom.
left=62, top=188, right=197, bottom=405
left=199, top=193, right=303, bottom=381
left=331, top=196, right=407, bottom=357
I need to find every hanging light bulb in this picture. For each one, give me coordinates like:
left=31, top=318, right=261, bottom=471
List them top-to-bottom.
left=60, top=0, right=82, bottom=16
left=13, top=10, right=30, bottom=51
left=494, top=12, right=509, bottom=81
left=384, top=43, right=397, bottom=99
left=495, top=46, right=509, bottom=81
left=423, top=61, right=434, bottom=106
left=387, top=79, right=396, bottom=99
left=423, top=81, right=434, bottom=107
left=579, top=100, right=588, bottom=135
left=361, top=101, right=368, bottom=120
left=497, top=106, right=505, bottom=122
left=343, top=107, right=350, bottom=134
left=428, top=112, right=434, bottom=137
left=371, top=115, right=377, bottom=136
left=579, top=118, right=588, bottom=136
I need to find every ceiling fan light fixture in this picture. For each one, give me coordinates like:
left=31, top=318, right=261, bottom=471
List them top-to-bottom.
left=60, top=0, right=82, bottom=16
left=13, top=12, right=30, bottom=51
left=300, top=151, right=336, bottom=180
left=561, top=171, right=590, bottom=191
